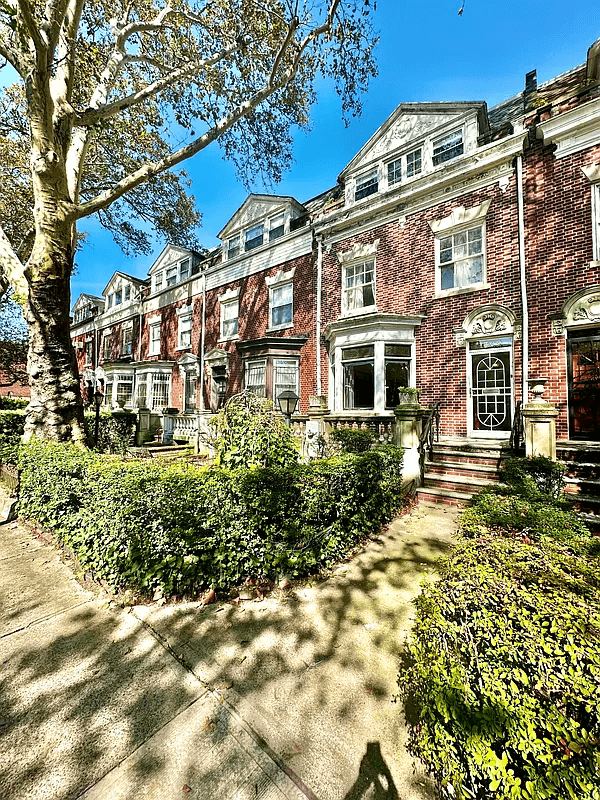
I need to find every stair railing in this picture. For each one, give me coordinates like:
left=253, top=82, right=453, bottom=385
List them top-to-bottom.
left=509, top=400, right=524, bottom=453
left=418, top=402, right=441, bottom=485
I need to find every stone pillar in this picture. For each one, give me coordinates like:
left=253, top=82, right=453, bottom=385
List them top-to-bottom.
left=305, top=395, right=329, bottom=459
left=522, top=403, right=559, bottom=460
left=394, top=404, right=424, bottom=484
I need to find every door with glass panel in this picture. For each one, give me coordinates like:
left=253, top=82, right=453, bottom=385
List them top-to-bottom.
left=568, top=328, right=600, bottom=440
left=469, top=337, right=512, bottom=436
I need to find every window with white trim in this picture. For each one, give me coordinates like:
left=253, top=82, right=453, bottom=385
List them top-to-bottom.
left=433, top=129, right=464, bottom=166
left=406, top=147, right=422, bottom=177
left=387, top=159, right=402, bottom=187
left=355, top=169, right=379, bottom=201
left=593, top=183, right=600, bottom=262
left=269, top=212, right=285, bottom=241
left=245, top=224, right=264, bottom=251
left=438, top=226, right=484, bottom=291
left=227, top=235, right=240, bottom=260
left=179, top=259, right=190, bottom=281
left=343, top=260, right=375, bottom=312
left=166, top=266, right=177, bottom=287
left=154, top=272, right=163, bottom=292
left=270, top=282, right=293, bottom=328
left=221, top=299, right=239, bottom=339
left=178, top=308, right=192, bottom=349
left=149, top=320, right=161, bottom=356
left=121, top=324, right=133, bottom=356
left=103, top=334, right=111, bottom=360
left=84, top=340, right=93, bottom=363
left=342, top=345, right=374, bottom=410
left=273, top=358, right=299, bottom=401
left=245, top=360, right=266, bottom=397
left=151, top=372, right=170, bottom=409
left=116, top=374, right=133, bottom=407
left=136, top=375, right=147, bottom=407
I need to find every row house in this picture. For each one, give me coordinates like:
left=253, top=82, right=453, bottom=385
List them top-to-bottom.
left=71, top=39, right=600, bottom=451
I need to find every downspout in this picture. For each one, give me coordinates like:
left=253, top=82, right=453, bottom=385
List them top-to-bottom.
left=516, top=154, right=529, bottom=404
left=316, top=235, right=323, bottom=396
left=199, top=272, right=206, bottom=411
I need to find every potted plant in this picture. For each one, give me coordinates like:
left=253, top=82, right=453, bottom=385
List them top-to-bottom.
left=396, top=387, right=422, bottom=406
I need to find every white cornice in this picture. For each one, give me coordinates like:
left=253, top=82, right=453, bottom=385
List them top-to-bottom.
left=536, top=97, right=600, bottom=158
left=315, top=132, right=526, bottom=241
left=582, top=162, right=600, bottom=182
left=429, top=200, right=491, bottom=234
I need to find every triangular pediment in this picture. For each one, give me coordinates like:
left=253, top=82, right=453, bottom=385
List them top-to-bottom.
left=339, top=102, right=489, bottom=180
left=218, top=194, right=305, bottom=240
left=148, top=245, right=197, bottom=276
left=101, top=270, right=147, bottom=297
left=71, top=293, right=104, bottom=314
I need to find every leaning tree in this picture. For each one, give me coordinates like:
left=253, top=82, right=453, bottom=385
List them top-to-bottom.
left=0, top=0, right=376, bottom=443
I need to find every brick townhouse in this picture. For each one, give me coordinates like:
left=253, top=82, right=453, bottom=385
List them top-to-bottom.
left=71, top=38, right=600, bottom=449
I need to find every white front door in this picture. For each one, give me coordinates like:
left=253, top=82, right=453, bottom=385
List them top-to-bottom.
left=468, top=336, right=513, bottom=438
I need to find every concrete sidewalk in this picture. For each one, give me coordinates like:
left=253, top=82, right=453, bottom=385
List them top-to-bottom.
left=0, top=499, right=458, bottom=799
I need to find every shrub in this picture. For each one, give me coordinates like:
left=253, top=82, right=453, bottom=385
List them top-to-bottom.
left=209, top=391, right=299, bottom=468
left=0, top=396, right=28, bottom=410
left=0, top=409, right=26, bottom=463
left=84, top=410, right=137, bottom=454
left=330, top=426, right=375, bottom=453
left=18, top=440, right=405, bottom=597
left=399, top=456, right=600, bottom=800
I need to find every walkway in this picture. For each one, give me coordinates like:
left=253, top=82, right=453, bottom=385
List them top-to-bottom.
left=0, top=498, right=458, bottom=800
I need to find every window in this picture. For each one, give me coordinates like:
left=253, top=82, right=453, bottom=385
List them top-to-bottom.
left=433, top=129, right=464, bottom=166
left=406, top=148, right=422, bottom=177
left=387, top=159, right=402, bottom=187
left=355, top=169, right=378, bottom=201
left=593, top=183, right=600, bottom=262
left=269, top=213, right=285, bottom=241
left=245, top=224, right=264, bottom=251
left=438, top=225, right=484, bottom=291
left=227, top=235, right=240, bottom=260
left=179, top=259, right=190, bottom=281
left=343, top=260, right=375, bottom=312
left=166, top=266, right=177, bottom=287
left=154, top=272, right=163, bottom=292
left=270, top=282, right=293, bottom=328
left=124, top=285, right=131, bottom=301
left=114, top=289, right=122, bottom=305
left=107, top=293, right=113, bottom=308
left=221, top=299, right=239, bottom=340
left=178, top=310, right=192, bottom=349
left=149, top=320, right=161, bottom=356
left=121, top=325, right=133, bottom=356
left=103, top=335, right=111, bottom=360
left=84, top=340, right=93, bottom=363
left=384, top=344, right=411, bottom=408
left=343, top=346, right=375, bottom=410
left=273, top=359, right=299, bottom=401
left=245, top=360, right=266, bottom=397
left=151, top=373, right=170, bottom=408
left=184, top=374, right=197, bottom=411
left=116, top=375, right=133, bottom=407
left=136, top=375, right=147, bottom=408
left=104, top=380, right=113, bottom=405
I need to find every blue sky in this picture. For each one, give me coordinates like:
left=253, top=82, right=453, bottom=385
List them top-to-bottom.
left=64, top=2, right=600, bottom=298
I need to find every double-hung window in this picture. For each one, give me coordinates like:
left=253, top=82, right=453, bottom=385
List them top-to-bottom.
left=433, top=129, right=464, bottom=166
left=406, top=147, right=422, bottom=177
left=387, top=159, right=402, bottom=187
left=355, top=169, right=378, bottom=201
left=269, top=213, right=285, bottom=241
left=245, top=224, right=264, bottom=251
left=438, top=226, right=484, bottom=291
left=227, top=235, right=240, bottom=260
left=179, top=259, right=190, bottom=281
left=343, top=260, right=375, bottom=312
left=166, top=266, right=177, bottom=287
left=154, top=272, right=163, bottom=292
left=270, top=282, right=293, bottom=328
left=124, top=285, right=131, bottom=301
left=221, top=299, right=239, bottom=339
left=178, top=308, right=192, bottom=349
left=149, top=320, right=161, bottom=356
left=121, top=325, right=133, bottom=356
left=103, top=334, right=111, bottom=360
left=342, top=346, right=375, bottom=410
left=273, top=359, right=299, bottom=401
left=245, top=360, right=266, bottom=397
left=151, top=373, right=170, bottom=409
left=116, top=375, right=133, bottom=407
left=136, top=375, right=147, bottom=408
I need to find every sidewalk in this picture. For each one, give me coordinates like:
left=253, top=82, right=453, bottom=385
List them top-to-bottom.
left=0, top=496, right=458, bottom=800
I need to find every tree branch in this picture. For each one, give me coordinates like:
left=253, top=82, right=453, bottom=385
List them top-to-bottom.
left=16, top=0, right=47, bottom=61
left=75, top=43, right=238, bottom=126
left=0, top=222, right=27, bottom=297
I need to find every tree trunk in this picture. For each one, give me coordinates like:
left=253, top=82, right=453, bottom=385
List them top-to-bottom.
left=22, top=229, right=86, bottom=444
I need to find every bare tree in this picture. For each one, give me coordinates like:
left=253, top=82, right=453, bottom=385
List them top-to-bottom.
left=0, top=0, right=376, bottom=443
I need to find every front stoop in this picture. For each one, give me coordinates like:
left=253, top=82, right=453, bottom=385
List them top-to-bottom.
left=417, top=437, right=509, bottom=507
left=558, top=441, right=600, bottom=533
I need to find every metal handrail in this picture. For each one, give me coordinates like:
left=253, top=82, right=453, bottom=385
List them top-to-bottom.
left=509, top=400, right=524, bottom=452
left=418, top=402, right=441, bottom=484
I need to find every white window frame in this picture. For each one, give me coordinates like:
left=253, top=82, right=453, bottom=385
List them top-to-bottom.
left=432, top=127, right=464, bottom=167
left=406, top=147, right=422, bottom=178
left=387, top=158, right=402, bottom=187
left=355, top=168, right=379, bottom=202
left=592, top=182, right=600, bottom=263
left=429, top=201, right=491, bottom=297
left=268, top=212, right=286, bottom=242
left=245, top=224, right=264, bottom=252
left=227, top=235, right=241, bottom=260
left=179, top=258, right=190, bottom=281
left=342, top=259, right=376, bottom=314
left=166, top=266, right=178, bottom=287
left=266, top=268, right=295, bottom=331
left=154, top=271, right=163, bottom=292
left=218, top=287, right=240, bottom=341
left=177, top=307, right=193, bottom=350
left=149, top=318, right=161, bottom=356
left=121, top=323, right=133, bottom=356
left=102, top=332, right=112, bottom=360
left=273, top=358, right=299, bottom=402
left=245, top=359, right=267, bottom=397
left=149, top=372, right=170, bottom=409
left=115, top=374, right=134, bottom=407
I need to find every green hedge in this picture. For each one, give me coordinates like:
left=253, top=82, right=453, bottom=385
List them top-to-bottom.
left=0, top=396, right=28, bottom=410
left=0, top=409, right=26, bottom=463
left=83, top=410, right=137, bottom=454
left=18, top=440, right=404, bottom=596
left=399, top=458, right=600, bottom=800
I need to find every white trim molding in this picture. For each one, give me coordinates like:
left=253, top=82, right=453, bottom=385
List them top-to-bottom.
left=536, top=97, right=600, bottom=158
left=429, top=200, right=491, bottom=234
left=337, top=239, right=380, bottom=264
left=266, top=267, right=296, bottom=287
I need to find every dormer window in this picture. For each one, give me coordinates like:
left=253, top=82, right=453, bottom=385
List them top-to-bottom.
left=433, top=129, right=464, bottom=166
left=406, top=148, right=422, bottom=177
left=387, top=159, right=402, bottom=187
left=355, top=169, right=378, bottom=201
left=269, top=213, right=285, bottom=241
left=245, top=224, right=264, bottom=251
left=227, top=235, right=240, bottom=260
left=179, top=259, right=190, bottom=281
left=166, top=266, right=177, bottom=286
left=155, top=272, right=163, bottom=291
left=124, top=286, right=131, bottom=301
left=114, top=289, right=122, bottom=305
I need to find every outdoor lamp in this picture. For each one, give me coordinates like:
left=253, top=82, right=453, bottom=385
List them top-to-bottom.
left=277, top=390, right=299, bottom=426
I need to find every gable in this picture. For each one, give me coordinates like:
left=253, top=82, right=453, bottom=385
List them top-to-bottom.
left=340, top=102, right=488, bottom=180
left=218, top=194, right=305, bottom=240
left=148, top=245, right=195, bottom=276
left=72, top=293, right=103, bottom=313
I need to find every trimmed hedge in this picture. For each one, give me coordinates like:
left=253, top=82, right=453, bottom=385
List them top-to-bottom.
left=0, top=396, right=28, bottom=410
left=0, top=409, right=26, bottom=463
left=83, top=410, right=137, bottom=454
left=18, top=440, right=405, bottom=596
left=399, top=458, right=600, bottom=800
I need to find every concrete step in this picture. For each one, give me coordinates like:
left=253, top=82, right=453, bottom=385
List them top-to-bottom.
left=428, top=448, right=506, bottom=468
left=426, top=460, right=501, bottom=479
left=563, top=462, right=600, bottom=480
left=423, top=472, right=498, bottom=494
left=565, top=477, right=600, bottom=497
left=416, top=486, right=475, bottom=506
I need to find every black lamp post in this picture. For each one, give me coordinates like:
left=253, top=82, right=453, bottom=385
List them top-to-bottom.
left=93, top=389, right=103, bottom=446
left=277, top=389, right=299, bottom=427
